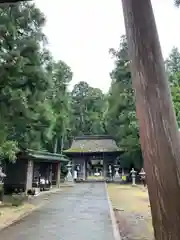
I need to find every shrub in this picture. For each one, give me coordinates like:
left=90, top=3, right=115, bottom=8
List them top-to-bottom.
left=11, top=193, right=28, bottom=207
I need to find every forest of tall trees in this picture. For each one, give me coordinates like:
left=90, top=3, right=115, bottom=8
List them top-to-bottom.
left=1, top=0, right=180, bottom=239
left=0, top=2, right=180, bottom=173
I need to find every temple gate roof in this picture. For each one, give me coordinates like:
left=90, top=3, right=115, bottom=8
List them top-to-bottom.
left=64, top=135, right=121, bottom=153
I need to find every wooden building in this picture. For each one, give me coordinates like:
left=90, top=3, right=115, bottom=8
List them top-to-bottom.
left=64, top=135, right=122, bottom=181
left=3, top=149, right=68, bottom=194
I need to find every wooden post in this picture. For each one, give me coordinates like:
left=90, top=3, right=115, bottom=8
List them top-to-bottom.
left=26, top=159, right=34, bottom=193
left=83, top=159, right=86, bottom=181
left=85, top=159, right=88, bottom=180
left=103, top=159, right=106, bottom=179
left=56, top=162, right=61, bottom=188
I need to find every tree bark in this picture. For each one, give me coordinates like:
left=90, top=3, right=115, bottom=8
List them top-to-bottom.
left=121, top=0, right=180, bottom=239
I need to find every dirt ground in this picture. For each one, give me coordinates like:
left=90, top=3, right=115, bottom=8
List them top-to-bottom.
left=107, top=184, right=154, bottom=240
left=0, top=202, right=38, bottom=229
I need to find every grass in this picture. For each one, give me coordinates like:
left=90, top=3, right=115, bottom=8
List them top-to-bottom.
left=107, top=184, right=154, bottom=240
left=0, top=202, right=36, bottom=229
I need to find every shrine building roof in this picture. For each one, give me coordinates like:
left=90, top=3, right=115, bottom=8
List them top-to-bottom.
left=64, top=135, right=121, bottom=153
left=17, top=149, right=69, bottom=162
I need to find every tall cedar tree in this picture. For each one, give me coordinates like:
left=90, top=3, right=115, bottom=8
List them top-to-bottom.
left=121, top=0, right=180, bottom=239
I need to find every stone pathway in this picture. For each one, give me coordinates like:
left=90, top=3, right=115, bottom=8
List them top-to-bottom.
left=0, top=183, right=115, bottom=240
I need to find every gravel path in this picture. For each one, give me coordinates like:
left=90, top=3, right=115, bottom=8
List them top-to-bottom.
left=0, top=183, right=114, bottom=240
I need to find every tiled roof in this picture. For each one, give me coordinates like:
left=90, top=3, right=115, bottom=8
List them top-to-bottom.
left=64, top=135, right=120, bottom=153
left=26, top=149, right=69, bottom=162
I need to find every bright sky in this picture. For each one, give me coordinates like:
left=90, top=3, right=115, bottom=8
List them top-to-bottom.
left=34, top=0, right=180, bottom=93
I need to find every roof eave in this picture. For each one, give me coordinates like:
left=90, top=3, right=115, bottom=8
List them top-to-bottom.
left=27, top=149, right=69, bottom=162
left=64, top=149, right=123, bottom=154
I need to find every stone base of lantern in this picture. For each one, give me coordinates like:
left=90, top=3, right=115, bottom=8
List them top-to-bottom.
left=65, top=162, right=75, bottom=186
left=113, top=165, right=121, bottom=182
left=64, top=175, right=75, bottom=187
left=113, top=177, right=121, bottom=183
left=131, top=177, right=136, bottom=186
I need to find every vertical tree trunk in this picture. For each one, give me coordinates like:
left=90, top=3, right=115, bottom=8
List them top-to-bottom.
left=121, top=0, right=180, bottom=239
left=60, top=135, right=64, bottom=154
left=54, top=137, right=58, bottom=153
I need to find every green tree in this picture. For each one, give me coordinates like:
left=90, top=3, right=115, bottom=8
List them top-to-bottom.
left=0, top=2, right=73, bottom=160
left=0, top=2, right=50, bottom=159
left=105, top=36, right=142, bottom=169
left=166, top=47, right=180, bottom=74
left=166, top=48, right=180, bottom=126
left=45, top=60, right=73, bottom=153
left=70, top=81, right=106, bottom=138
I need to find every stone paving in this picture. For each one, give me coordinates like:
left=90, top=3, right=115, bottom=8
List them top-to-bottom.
left=0, top=183, right=115, bottom=240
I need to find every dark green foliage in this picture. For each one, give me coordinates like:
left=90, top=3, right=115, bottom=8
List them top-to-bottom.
left=0, top=1, right=107, bottom=162
left=1, top=1, right=179, bottom=170
left=0, top=2, right=72, bottom=160
left=104, top=35, right=180, bottom=169
left=105, top=36, right=142, bottom=169
left=166, top=47, right=180, bottom=127
left=70, top=81, right=106, bottom=138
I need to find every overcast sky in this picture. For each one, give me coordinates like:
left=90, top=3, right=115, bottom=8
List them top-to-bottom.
left=34, top=0, right=180, bottom=92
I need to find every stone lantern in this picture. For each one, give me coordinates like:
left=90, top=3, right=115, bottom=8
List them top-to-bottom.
left=66, top=161, right=74, bottom=183
left=76, top=164, right=80, bottom=171
left=113, top=164, right=120, bottom=182
left=108, top=165, right=113, bottom=181
left=130, top=168, right=137, bottom=186
left=139, top=168, right=146, bottom=187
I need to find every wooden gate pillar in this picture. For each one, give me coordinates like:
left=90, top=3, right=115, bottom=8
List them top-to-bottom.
left=26, top=159, right=34, bottom=192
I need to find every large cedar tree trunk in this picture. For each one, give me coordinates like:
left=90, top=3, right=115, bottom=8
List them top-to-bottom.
left=121, top=0, right=180, bottom=239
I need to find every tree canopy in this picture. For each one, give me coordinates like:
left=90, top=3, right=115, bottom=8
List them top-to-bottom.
left=0, top=1, right=180, bottom=170
left=0, top=2, right=73, bottom=160
left=0, top=2, right=107, bottom=162
left=104, top=36, right=142, bottom=169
